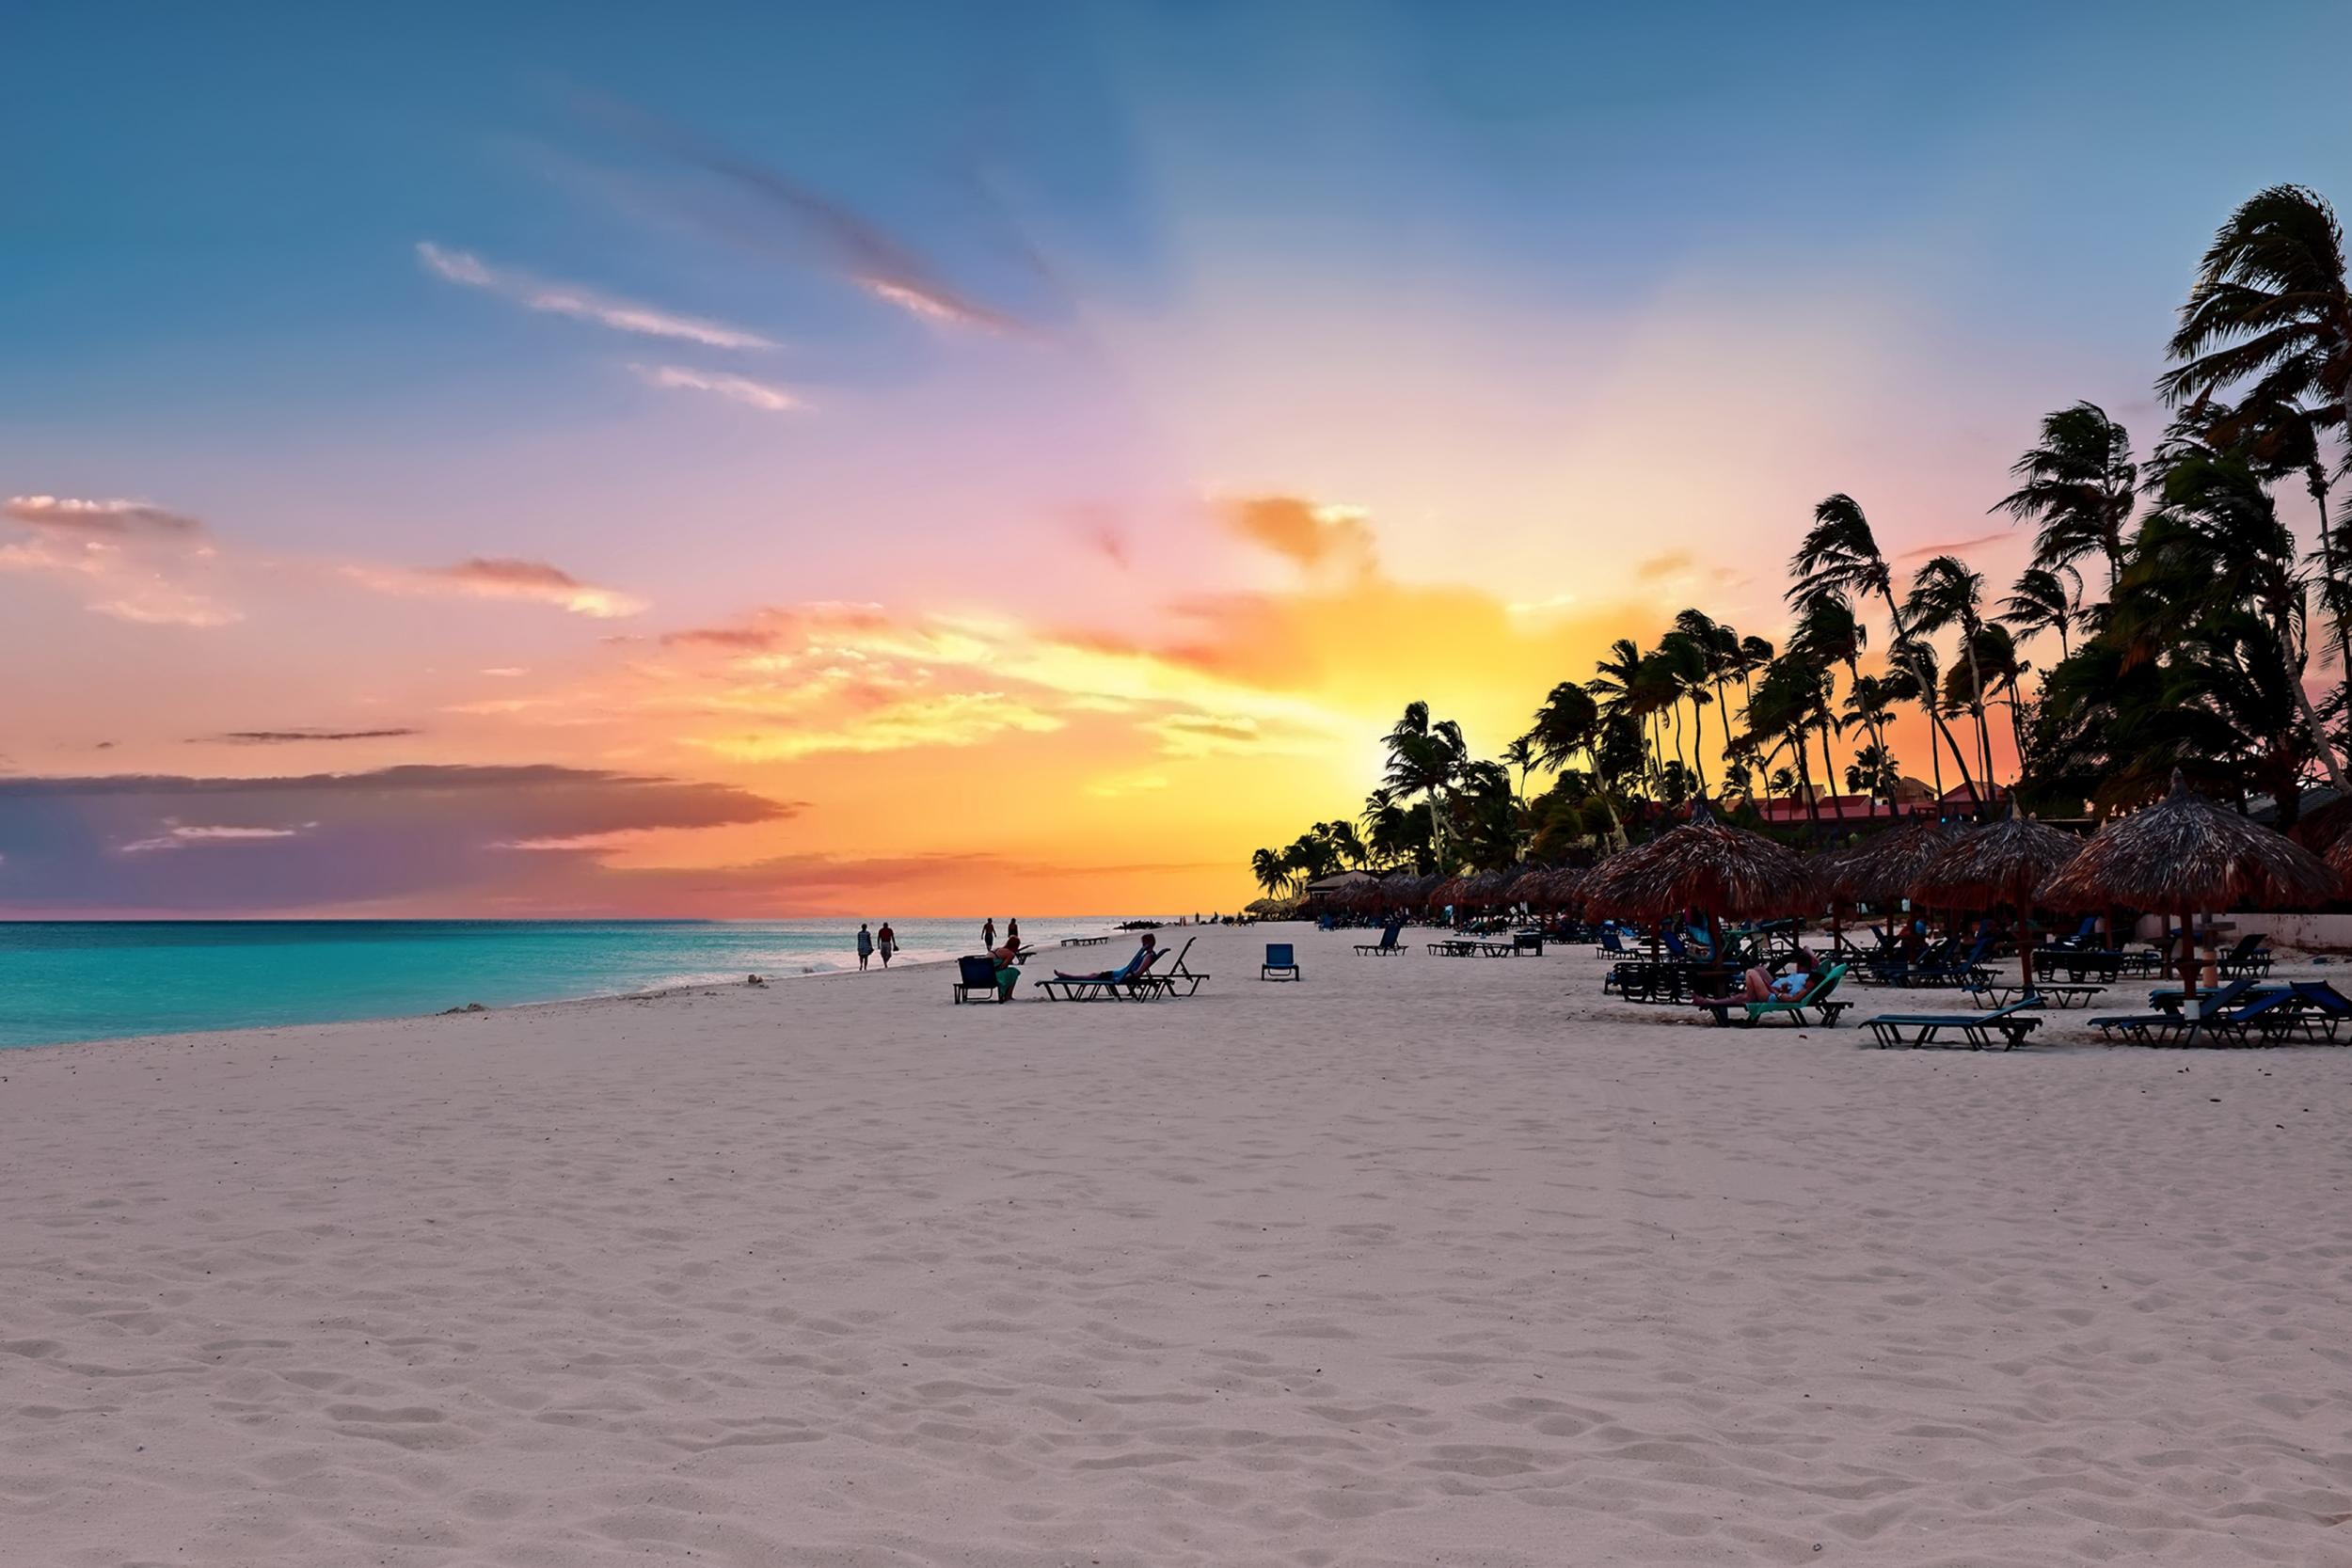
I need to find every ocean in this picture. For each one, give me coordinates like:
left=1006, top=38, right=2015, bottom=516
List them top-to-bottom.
left=0, top=917, right=1135, bottom=1050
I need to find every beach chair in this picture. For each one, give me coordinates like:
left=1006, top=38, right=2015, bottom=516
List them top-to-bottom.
left=2048, top=913, right=2100, bottom=951
left=1355, top=921, right=1406, bottom=957
left=1595, top=927, right=1635, bottom=958
left=2216, top=932, right=2275, bottom=979
left=1149, top=937, right=1210, bottom=996
left=1261, top=942, right=1300, bottom=981
left=1036, top=946, right=1164, bottom=1002
left=951, top=955, right=1010, bottom=1005
left=1697, top=962, right=1851, bottom=1028
left=1961, top=977, right=2106, bottom=1010
left=1863, top=1001, right=2042, bottom=1050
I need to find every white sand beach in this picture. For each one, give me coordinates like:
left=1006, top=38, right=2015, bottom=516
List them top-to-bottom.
left=5, top=925, right=2351, bottom=1566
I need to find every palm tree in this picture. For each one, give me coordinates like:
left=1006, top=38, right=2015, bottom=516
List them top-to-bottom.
left=2160, top=185, right=2350, bottom=484
left=2168, top=392, right=2352, bottom=719
left=1990, top=403, right=2138, bottom=588
left=2125, top=445, right=2349, bottom=792
left=1790, top=495, right=1980, bottom=807
left=1905, top=554, right=1999, bottom=792
left=1998, top=564, right=2083, bottom=664
left=1675, top=609, right=1743, bottom=780
left=1655, top=628, right=1714, bottom=790
left=1587, top=639, right=1656, bottom=791
left=1745, top=654, right=1829, bottom=823
left=1838, top=673, right=1899, bottom=814
left=1383, top=702, right=1470, bottom=871
left=1844, top=742, right=1899, bottom=801
left=1250, top=847, right=1290, bottom=899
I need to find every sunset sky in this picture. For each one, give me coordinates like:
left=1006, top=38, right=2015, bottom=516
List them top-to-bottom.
left=7, top=2, right=2350, bottom=915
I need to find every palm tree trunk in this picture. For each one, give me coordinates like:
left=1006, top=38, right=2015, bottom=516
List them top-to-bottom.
left=2311, top=464, right=2352, bottom=736
left=2270, top=577, right=2352, bottom=795
left=1879, top=585, right=1976, bottom=808
left=1793, top=726, right=1820, bottom=824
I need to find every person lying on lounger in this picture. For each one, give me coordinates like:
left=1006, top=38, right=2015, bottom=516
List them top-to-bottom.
left=1055, top=933, right=1159, bottom=983
left=1695, top=947, right=1816, bottom=1006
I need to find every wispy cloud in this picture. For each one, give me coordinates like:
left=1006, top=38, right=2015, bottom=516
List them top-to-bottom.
left=577, top=96, right=1024, bottom=333
left=416, top=242, right=776, bottom=350
left=629, top=363, right=804, bottom=413
left=7, top=495, right=205, bottom=537
left=1221, top=496, right=1376, bottom=577
left=0, top=519, right=239, bottom=628
left=1892, top=531, right=2011, bottom=563
left=343, top=557, right=646, bottom=619
left=203, top=728, right=421, bottom=745
left=121, top=822, right=310, bottom=854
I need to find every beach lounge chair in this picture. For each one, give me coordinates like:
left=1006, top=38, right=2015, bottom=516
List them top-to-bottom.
left=2048, top=913, right=2101, bottom=951
left=1355, top=921, right=1405, bottom=957
left=1595, top=927, right=1635, bottom=958
left=2216, top=932, right=2276, bottom=979
left=1148, top=937, right=1210, bottom=996
left=1261, top=942, right=1300, bottom=982
left=1036, top=945, right=1165, bottom=1002
left=951, top=954, right=1012, bottom=1004
left=1697, top=962, right=1851, bottom=1028
left=1961, top=978, right=2106, bottom=1010
left=1863, top=1001, right=2042, bottom=1050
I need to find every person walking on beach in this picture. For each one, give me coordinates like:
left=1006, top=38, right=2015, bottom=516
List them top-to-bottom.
left=1005, top=915, right=1020, bottom=949
left=981, top=916, right=996, bottom=951
left=877, top=921, right=897, bottom=967
left=856, top=923, right=874, bottom=971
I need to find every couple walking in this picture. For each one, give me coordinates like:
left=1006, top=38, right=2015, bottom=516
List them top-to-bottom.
left=980, top=916, right=1020, bottom=951
left=855, top=921, right=897, bottom=971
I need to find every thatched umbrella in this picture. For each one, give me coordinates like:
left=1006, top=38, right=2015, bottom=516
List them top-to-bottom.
left=2037, top=770, right=2339, bottom=998
left=1581, top=800, right=1820, bottom=960
left=1909, top=804, right=2082, bottom=990
left=1832, top=817, right=1964, bottom=911
left=1541, top=866, right=1587, bottom=912
left=1504, top=867, right=1551, bottom=911
left=1462, top=869, right=1513, bottom=911
left=1428, top=876, right=1468, bottom=918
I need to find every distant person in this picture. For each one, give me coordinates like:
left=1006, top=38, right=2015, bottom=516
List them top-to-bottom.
left=982, top=916, right=996, bottom=951
left=1005, top=916, right=1020, bottom=948
left=877, top=921, right=897, bottom=967
left=856, top=923, right=874, bottom=971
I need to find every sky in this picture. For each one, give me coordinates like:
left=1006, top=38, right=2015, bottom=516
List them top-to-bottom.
left=6, top=0, right=2351, bottom=916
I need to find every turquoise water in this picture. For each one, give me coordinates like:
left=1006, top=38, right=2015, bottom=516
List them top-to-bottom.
left=0, top=918, right=1130, bottom=1049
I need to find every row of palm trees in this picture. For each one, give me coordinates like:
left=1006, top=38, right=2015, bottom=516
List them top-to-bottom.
left=1248, top=182, right=2352, bottom=894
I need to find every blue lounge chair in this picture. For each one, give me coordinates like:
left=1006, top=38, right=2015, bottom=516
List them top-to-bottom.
left=1355, top=921, right=1405, bottom=956
left=2217, top=932, right=2276, bottom=979
left=1262, top=942, right=1300, bottom=982
left=951, top=954, right=1012, bottom=1004
left=1864, top=1001, right=2042, bottom=1050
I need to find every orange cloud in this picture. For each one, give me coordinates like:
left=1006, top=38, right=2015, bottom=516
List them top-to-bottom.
left=7, top=495, right=205, bottom=536
left=1220, top=495, right=1376, bottom=577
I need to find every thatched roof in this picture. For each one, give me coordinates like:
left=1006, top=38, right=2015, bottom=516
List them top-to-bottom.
left=2037, top=770, right=2338, bottom=912
left=1581, top=800, right=1819, bottom=923
left=1909, top=805, right=2082, bottom=909
left=1829, top=817, right=1965, bottom=908
left=1503, top=868, right=1551, bottom=907
left=1461, top=869, right=1515, bottom=907
left=1427, top=875, right=1469, bottom=912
